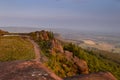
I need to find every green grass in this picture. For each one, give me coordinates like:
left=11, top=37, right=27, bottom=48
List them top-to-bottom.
left=0, top=36, right=35, bottom=61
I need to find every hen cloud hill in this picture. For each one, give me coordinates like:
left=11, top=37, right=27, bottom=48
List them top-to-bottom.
left=0, top=29, right=117, bottom=80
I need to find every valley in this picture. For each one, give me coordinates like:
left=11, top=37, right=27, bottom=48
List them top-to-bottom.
left=62, top=32, right=120, bottom=54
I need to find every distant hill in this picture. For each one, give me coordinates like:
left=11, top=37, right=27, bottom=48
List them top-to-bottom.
left=0, top=27, right=43, bottom=33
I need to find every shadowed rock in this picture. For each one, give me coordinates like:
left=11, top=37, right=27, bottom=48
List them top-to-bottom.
left=64, top=72, right=117, bottom=80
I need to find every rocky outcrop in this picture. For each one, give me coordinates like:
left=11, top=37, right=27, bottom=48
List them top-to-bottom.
left=29, top=30, right=117, bottom=80
left=30, top=30, right=64, bottom=53
left=30, top=30, right=89, bottom=75
left=39, top=30, right=49, bottom=40
left=51, top=39, right=64, bottom=53
left=64, top=51, right=89, bottom=74
left=64, top=51, right=73, bottom=60
left=73, top=56, right=89, bottom=74
left=0, top=60, right=62, bottom=80
left=0, top=60, right=117, bottom=80
left=64, top=72, right=117, bottom=80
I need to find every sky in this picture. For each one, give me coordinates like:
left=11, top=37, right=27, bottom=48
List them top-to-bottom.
left=0, top=0, right=120, bottom=32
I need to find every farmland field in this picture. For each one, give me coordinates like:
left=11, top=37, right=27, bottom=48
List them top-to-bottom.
left=0, top=36, right=35, bottom=62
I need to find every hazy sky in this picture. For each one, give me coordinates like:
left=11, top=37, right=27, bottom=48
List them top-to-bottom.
left=0, top=0, right=120, bottom=32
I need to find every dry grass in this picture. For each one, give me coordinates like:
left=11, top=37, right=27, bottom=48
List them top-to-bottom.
left=0, top=36, right=35, bottom=61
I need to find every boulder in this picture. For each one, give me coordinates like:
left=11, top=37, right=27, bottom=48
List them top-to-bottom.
left=51, top=39, right=64, bottom=53
left=64, top=51, right=89, bottom=74
left=73, top=56, right=89, bottom=74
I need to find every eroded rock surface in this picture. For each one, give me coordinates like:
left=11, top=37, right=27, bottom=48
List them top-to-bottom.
left=0, top=60, right=62, bottom=80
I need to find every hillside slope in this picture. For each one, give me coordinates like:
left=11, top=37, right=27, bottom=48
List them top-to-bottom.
left=0, top=30, right=118, bottom=80
left=29, top=30, right=118, bottom=80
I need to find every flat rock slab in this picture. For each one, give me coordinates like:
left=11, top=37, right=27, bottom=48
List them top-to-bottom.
left=0, top=60, right=62, bottom=80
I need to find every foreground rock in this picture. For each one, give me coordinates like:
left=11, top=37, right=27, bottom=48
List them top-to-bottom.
left=0, top=60, right=62, bottom=80
left=0, top=60, right=117, bottom=80
left=64, top=72, right=117, bottom=80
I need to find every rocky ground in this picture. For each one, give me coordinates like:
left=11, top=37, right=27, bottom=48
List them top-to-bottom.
left=0, top=60, right=62, bottom=80
left=0, top=60, right=117, bottom=80
left=64, top=72, right=117, bottom=80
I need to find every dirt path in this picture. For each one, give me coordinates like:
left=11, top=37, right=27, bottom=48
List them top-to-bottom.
left=27, top=37, right=62, bottom=80
left=28, top=39, right=41, bottom=62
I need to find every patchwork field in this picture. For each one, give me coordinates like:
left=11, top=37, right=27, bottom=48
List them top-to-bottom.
left=0, top=36, right=35, bottom=62
left=80, top=40, right=114, bottom=52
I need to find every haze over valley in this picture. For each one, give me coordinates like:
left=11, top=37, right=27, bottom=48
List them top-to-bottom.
left=1, top=27, right=120, bottom=54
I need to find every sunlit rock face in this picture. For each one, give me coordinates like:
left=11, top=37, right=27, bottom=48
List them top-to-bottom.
left=63, top=51, right=89, bottom=74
